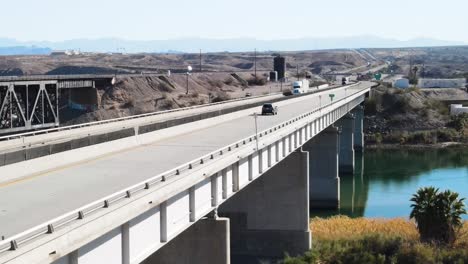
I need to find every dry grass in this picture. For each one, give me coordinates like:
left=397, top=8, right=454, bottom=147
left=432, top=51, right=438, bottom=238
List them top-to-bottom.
left=311, top=216, right=468, bottom=246
left=311, top=216, right=401, bottom=241
left=458, top=221, right=468, bottom=247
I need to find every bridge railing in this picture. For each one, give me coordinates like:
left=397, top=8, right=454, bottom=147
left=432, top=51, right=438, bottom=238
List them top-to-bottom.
left=0, top=83, right=367, bottom=254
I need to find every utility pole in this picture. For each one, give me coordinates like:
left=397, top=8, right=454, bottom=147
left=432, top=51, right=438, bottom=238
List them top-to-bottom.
left=254, top=48, right=257, bottom=79
left=199, top=49, right=202, bottom=73
left=296, top=65, right=299, bottom=81
left=186, top=66, right=192, bottom=94
left=186, top=73, right=189, bottom=94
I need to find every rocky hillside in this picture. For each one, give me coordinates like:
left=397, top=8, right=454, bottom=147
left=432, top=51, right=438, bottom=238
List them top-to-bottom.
left=62, top=72, right=285, bottom=125
left=364, top=86, right=468, bottom=144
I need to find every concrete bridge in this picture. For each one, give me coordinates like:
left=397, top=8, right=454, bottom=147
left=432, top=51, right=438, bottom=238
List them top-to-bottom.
left=0, top=82, right=371, bottom=264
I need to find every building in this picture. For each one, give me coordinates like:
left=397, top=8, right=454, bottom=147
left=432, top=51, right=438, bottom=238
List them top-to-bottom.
left=273, top=56, right=286, bottom=80
left=269, top=71, right=278, bottom=82
left=394, top=78, right=410, bottom=89
left=418, top=78, right=466, bottom=88
left=450, top=104, right=468, bottom=116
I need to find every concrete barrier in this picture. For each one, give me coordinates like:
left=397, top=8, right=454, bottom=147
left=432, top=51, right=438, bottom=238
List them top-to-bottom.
left=26, top=145, right=50, bottom=160
left=4, top=150, right=26, bottom=166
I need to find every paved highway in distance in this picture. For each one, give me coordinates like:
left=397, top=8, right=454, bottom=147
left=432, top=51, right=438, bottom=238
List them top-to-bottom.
left=0, top=82, right=371, bottom=238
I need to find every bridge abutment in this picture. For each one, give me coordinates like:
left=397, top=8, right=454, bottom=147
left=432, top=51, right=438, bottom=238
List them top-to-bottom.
left=337, top=114, right=355, bottom=175
left=304, top=126, right=340, bottom=209
left=218, top=150, right=311, bottom=260
left=142, top=217, right=230, bottom=264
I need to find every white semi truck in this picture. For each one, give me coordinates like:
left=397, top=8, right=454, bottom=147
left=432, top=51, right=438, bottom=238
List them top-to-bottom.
left=292, top=79, right=310, bottom=95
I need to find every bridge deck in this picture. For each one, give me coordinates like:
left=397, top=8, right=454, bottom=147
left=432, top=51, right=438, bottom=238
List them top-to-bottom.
left=0, top=82, right=371, bottom=238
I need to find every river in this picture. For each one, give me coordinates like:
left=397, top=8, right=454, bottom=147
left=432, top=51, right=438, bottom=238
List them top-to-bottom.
left=311, top=148, right=468, bottom=219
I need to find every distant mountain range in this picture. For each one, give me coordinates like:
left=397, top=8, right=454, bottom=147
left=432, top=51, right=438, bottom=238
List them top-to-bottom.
left=0, top=35, right=466, bottom=55
left=0, top=46, right=51, bottom=55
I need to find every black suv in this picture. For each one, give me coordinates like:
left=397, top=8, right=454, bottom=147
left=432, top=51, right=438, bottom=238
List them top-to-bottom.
left=261, top=103, right=278, bottom=115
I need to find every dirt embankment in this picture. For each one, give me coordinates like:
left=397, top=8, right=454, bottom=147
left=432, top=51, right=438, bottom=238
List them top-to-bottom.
left=62, top=72, right=289, bottom=125
left=364, top=86, right=468, bottom=145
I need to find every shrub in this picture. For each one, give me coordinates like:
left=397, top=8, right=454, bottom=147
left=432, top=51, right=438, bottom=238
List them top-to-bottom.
left=247, top=76, right=267, bottom=86
left=224, top=77, right=234, bottom=85
left=208, top=79, right=224, bottom=88
left=190, top=91, right=199, bottom=98
left=211, top=91, right=231, bottom=103
left=122, top=98, right=135, bottom=108
left=159, top=99, right=174, bottom=110
left=424, top=99, right=449, bottom=116
left=447, top=113, right=468, bottom=133
left=437, top=128, right=459, bottom=142
left=406, top=131, right=432, bottom=144
left=375, top=133, right=383, bottom=144
left=410, top=187, right=467, bottom=244
left=396, top=243, right=436, bottom=264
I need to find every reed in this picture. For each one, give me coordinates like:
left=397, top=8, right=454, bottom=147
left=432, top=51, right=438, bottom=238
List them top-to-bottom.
left=310, top=216, right=468, bottom=245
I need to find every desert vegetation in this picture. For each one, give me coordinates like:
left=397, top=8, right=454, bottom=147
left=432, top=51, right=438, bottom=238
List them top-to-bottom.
left=364, top=86, right=468, bottom=146
left=282, top=187, right=467, bottom=264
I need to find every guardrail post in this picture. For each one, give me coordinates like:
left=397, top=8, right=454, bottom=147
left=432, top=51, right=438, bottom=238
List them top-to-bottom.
left=189, top=187, right=196, bottom=222
left=160, top=202, right=168, bottom=242
left=47, top=224, right=54, bottom=234
left=10, top=240, right=18, bottom=250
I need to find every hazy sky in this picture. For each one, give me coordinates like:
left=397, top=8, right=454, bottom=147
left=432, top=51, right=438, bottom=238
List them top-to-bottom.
left=1, top=0, right=467, bottom=42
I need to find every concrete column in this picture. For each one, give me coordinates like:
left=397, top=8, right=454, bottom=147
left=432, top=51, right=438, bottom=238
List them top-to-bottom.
left=352, top=105, right=364, bottom=152
left=337, top=114, right=355, bottom=175
left=304, top=126, right=340, bottom=209
left=218, top=150, right=311, bottom=260
left=143, top=217, right=230, bottom=264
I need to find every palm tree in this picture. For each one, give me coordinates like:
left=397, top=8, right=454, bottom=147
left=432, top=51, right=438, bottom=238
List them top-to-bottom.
left=410, top=187, right=466, bottom=244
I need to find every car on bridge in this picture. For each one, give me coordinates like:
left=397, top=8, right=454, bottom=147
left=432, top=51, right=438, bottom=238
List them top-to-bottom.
left=261, top=103, right=278, bottom=115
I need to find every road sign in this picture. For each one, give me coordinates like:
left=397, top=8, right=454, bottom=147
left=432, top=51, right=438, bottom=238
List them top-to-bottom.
left=374, top=73, right=382, bottom=81
left=329, top=94, right=335, bottom=101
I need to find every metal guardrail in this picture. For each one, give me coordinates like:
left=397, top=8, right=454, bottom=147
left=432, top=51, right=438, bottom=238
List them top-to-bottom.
left=0, top=82, right=367, bottom=254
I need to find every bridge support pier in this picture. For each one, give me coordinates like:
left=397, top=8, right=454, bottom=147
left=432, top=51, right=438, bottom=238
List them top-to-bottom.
left=352, top=105, right=364, bottom=152
left=337, top=114, right=355, bottom=175
left=304, top=126, right=340, bottom=209
left=218, top=150, right=311, bottom=261
left=143, top=217, right=230, bottom=264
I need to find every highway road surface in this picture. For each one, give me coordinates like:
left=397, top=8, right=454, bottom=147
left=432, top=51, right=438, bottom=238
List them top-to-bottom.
left=0, top=82, right=371, bottom=238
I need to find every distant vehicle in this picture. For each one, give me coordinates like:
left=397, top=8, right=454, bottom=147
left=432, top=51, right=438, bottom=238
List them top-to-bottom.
left=342, top=77, right=351, bottom=85
left=292, top=79, right=310, bottom=94
left=293, top=88, right=303, bottom=95
left=282, top=90, right=293, bottom=96
left=245, top=92, right=252, bottom=97
left=261, top=103, right=278, bottom=115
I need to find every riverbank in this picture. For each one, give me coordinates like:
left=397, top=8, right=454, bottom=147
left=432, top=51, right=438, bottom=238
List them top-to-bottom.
left=365, top=142, right=468, bottom=150
left=283, top=216, right=468, bottom=264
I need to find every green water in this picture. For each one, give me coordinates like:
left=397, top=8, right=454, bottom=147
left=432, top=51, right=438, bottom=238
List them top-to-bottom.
left=313, top=148, right=468, bottom=219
